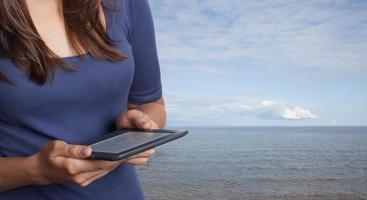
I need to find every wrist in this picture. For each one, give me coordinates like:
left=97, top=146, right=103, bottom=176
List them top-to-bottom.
left=25, top=154, right=49, bottom=185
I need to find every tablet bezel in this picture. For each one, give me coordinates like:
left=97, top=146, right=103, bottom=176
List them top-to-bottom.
left=86, top=128, right=188, bottom=161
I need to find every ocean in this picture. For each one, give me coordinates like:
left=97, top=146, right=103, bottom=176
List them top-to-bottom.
left=138, top=126, right=367, bottom=200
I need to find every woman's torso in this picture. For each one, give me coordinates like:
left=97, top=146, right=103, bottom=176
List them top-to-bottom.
left=0, top=0, right=146, bottom=199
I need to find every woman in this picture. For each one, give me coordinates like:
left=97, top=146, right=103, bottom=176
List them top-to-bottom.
left=0, top=0, right=166, bottom=199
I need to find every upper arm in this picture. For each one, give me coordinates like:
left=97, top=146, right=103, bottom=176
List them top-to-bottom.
left=125, top=0, right=163, bottom=106
left=127, top=96, right=165, bottom=110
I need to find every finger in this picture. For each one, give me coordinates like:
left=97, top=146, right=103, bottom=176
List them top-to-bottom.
left=116, top=109, right=159, bottom=130
left=117, top=109, right=143, bottom=128
left=125, top=110, right=154, bottom=129
left=127, top=110, right=151, bottom=129
left=116, top=112, right=133, bottom=129
left=137, top=117, right=159, bottom=130
left=136, top=118, right=152, bottom=129
left=150, top=121, right=159, bottom=129
left=50, top=140, right=91, bottom=159
left=129, top=149, right=156, bottom=159
left=125, top=157, right=149, bottom=165
left=66, top=159, right=121, bottom=174
left=79, top=164, right=120, bottom=187
left=70, top=169, right=108, bottom=187
left=80, top=171, right=110, bottom=187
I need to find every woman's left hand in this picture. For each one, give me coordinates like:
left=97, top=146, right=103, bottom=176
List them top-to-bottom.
left=116, top=109, right=159, bottom=165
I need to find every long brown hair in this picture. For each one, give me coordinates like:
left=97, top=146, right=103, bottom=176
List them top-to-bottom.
left=0, top=0, right=125, bottom=85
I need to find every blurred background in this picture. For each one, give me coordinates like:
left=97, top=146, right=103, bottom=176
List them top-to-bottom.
left=139, top=0, right=367, bottom=199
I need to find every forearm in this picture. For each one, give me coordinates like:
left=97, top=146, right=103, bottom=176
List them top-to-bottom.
left=129, top=101, right=167, bottom=128
left=0, top=156, right=39, bottom=192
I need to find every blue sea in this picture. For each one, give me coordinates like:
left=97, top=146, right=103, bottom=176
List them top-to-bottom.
left=138, top=126, right=367, bottom=200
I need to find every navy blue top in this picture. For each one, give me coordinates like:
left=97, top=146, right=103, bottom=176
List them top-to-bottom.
left=0, top=0, right=162, bottom=199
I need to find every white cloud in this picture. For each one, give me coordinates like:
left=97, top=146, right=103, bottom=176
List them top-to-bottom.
left=150, top=0, right=367, bottom=74
left=165, top=96, right=317, bottom=126
left=208, top=100, right=317, bottom=120
left=261, top=100, right=317, bottom=120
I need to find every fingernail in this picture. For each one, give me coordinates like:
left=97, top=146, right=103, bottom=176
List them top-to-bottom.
left=144, top=123, right=151, bottom=128
left=80, top=147, right=91, bottom=156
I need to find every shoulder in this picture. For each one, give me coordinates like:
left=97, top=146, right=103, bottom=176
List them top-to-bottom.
left=103, top=0, right=150, bottom=13
left=103, top=0, right=152, bottom=26
left=103, top=0, right=154, bottom=38
left=124, top=0, right=151, bottom=9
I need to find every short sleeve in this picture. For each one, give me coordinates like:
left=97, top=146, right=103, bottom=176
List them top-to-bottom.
left=125, top=0, right=163, bottom=105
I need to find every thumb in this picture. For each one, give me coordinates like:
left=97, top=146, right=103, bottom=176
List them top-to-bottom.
left=116, top=109, right=143, bottom=129
left=116, top=112, right=133, bottom=129
left=52, top=141, right=92, bottom=159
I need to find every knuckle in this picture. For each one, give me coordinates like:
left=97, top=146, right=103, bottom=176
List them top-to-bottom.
left=128, top=109, right=143, bottom=118
left=128, top=109, right=140, bottom=114
left=126, top=110, right=135, bottom=117
left=140, top=113, right=148, bottom=119
left=142, top=115, right=151, bottom=122
left=137, top=119, right=147, bottom=126
left=50, top=140, right=65, bottom=151
left=47, top=141, right=58, bottom=150
left=69, top=146, right=78, bottom=157
left=149, top=148, right=156, bottom=155
left=46, top=153, right=55, bottom=162
left=140, top=158, right=148, bottom=165
left=64, top=161, right=77, bottom=175
left=94, top=161, right=111, bottom=170
left=106, top=161, right=119, bottom=170
left=106, top=164, right=117, bottom=171
left=66, top=167, right=77, bottom=175
left=71, top=176, right=84, bottom=185
left=80, top=181, right=90, bottom=187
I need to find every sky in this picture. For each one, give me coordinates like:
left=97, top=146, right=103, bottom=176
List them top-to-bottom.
left=149, top=0, right=367, bottom=126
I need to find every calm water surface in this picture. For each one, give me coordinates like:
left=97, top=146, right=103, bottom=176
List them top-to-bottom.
left=138, top=127, right=367, bottom=200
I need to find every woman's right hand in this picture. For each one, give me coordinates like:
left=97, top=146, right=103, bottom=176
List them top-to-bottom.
left=0, top=139, right=156, bottom=191
left=28, top=140, right=123, bottom=187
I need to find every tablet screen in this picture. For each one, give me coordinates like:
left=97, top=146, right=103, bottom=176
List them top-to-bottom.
left=89, top=131, right=170, bottom=154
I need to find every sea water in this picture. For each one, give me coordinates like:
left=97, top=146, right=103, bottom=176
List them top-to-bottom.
left=139, top=126, right=367, bottom=200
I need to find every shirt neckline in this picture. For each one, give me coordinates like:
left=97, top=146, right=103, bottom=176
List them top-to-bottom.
left=61, top=7, right=112, bottom=63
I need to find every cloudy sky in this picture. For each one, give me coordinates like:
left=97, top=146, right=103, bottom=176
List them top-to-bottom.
left=149, top=0, right=367, bottom=126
